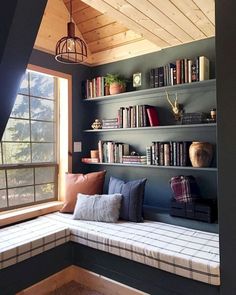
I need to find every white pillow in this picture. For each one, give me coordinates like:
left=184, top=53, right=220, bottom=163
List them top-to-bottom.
left=73, top=193, right=122, bottom=223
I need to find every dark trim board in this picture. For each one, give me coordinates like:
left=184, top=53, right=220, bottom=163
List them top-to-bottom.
left=0, top=242, right=219, bottom=295
left=72, top=242, right=219, bottom=295
left=0, top=243, right=73, bottom=295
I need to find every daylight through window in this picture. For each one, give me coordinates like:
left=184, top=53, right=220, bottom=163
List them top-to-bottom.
left=0, top=70, right=58, bottom=210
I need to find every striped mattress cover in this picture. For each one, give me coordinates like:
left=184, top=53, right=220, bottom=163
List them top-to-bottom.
left=42, top=212, right=220, bottom=285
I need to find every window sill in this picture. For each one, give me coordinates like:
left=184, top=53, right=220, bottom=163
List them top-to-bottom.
left=0, top=201, right=63, bottom=227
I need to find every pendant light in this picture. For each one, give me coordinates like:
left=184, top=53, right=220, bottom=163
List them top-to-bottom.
left=55, top=0, right=87, bottom=64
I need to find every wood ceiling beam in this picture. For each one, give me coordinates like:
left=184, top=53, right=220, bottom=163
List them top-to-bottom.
left=79, top=0, right=168, bottom=49
left=105, top=0, right=181, bottom=47
left=126, top=0, right=194, bottom=44
left=149, top=0, right=207, bottom=40
left=170, top=0, right=215, bottom=36
left=192, top=0, right=215, bottom=25
left=73, top=7, right=102, bottom=24
left=77, top=14, right=116, bottom=34
left=83, top=22, right=128, bottom=43
left=88, top=30, right=143, bottom=53
left=90, top=39, right=161, bottom=65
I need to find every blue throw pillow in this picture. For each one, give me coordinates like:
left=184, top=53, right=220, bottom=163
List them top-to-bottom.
left=108, top=176, right=147, bottom=222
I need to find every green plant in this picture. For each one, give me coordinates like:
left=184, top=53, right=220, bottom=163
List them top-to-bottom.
left=104, top=73, right=126, bottom=87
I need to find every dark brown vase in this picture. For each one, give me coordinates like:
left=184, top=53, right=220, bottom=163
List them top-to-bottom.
left=189, top=141, right=213, bottom=167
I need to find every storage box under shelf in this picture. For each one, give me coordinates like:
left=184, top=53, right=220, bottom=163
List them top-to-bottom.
left=170, top=198, right=217, bottom=223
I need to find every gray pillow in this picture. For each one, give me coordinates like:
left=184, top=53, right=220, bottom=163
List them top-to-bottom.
left=73, top=193, right=122, bottom=223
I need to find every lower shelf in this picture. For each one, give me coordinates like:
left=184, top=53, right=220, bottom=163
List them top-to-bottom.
left=82, top=162, right=217, bottom=171
left=143, top=205, right=218, bottom=233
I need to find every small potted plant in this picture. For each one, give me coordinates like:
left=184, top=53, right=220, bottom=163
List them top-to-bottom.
left=105, top=73, right=126, bottom=95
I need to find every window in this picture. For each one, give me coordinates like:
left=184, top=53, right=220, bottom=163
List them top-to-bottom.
left=0, top=69, right=61, bottom=210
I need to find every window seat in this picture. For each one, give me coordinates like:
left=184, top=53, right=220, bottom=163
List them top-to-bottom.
left=0, top=212, right=220, bottom=286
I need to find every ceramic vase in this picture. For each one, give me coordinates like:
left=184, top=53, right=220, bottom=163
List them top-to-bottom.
left=109, top=82, right=125, bottom=95
left=189, top=141, right=213, bottom=167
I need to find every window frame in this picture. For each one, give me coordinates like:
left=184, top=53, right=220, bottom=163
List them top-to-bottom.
left=0, top=64, right=72, bottom=212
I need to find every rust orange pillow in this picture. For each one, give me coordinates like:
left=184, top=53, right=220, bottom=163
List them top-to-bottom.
left=60, top=170, right=106, bottom=213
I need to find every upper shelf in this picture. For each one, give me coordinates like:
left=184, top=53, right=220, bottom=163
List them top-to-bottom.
left=83, top=79, right=216, bottom=104
left=84, top=123, right=216, bottom=132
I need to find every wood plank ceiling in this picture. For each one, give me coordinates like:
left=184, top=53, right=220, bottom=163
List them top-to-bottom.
left=34, top=0, right=215, bottom=65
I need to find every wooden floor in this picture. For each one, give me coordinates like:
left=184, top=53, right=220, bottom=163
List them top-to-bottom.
left=47, top=281, right=103, bottom=295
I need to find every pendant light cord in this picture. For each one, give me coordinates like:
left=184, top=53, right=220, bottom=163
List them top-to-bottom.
left=70, top=0, right=72, bottom=23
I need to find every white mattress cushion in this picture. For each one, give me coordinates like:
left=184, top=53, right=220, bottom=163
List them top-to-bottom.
left=41, top=212, right=220, bottom=285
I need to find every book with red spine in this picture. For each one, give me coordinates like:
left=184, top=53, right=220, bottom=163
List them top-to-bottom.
left=146, top=106, right=160, bottom=127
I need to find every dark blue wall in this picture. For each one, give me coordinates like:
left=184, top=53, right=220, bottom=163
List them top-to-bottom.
left=0, top=0, right=48, bottom=140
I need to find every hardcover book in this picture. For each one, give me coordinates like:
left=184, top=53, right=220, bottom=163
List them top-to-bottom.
left=199, top=56, right=210, bottom=81
left=146, top=107, right=160, bottom=126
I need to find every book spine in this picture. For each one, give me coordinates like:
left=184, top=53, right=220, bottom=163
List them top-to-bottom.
left=199, top=56, right=210, bottom=81
left=195, top=57, right=199, bottom=81
left=184, top=58, right=189, bottom=83
left=176, top=59, right=181, bottom=84
left=180, top=59, right=185, bottom=84
left=188, top=59, right=192, bottom=83
left=158, top=67, right=164, bottom=87
left=154, top=68, right=159, bottom=88
left=150, top=69, right=155, bottom=88
left=98, top=140, right=103, bottom=162
left=172, top=141, right=177, bottom=166
left=151, top=142, right=155, bottom=165
left=159, top=142, right=164, bottom=166
left=176, top=142, right=180, bottom=166
left=164, top=143, right=170, bottom=166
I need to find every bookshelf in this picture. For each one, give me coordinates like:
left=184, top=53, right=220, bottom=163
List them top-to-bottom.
left=82, top=79, right=217, bottom=232
left=84, top=123, right=216, bottom=132
left=82, top=162, right=217, bottom=171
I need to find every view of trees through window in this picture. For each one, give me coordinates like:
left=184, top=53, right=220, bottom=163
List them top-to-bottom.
left=0, top=69, right=58, bottom=210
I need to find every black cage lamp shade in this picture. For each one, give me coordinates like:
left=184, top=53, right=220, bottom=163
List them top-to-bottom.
left=55, top=0, right=87, bottom=64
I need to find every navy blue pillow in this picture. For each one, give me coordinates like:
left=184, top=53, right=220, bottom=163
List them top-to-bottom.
left=108, top=176, right=147, bottom=222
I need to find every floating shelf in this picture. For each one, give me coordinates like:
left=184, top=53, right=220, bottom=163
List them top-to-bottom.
left=83, top=79, right=216, bottom=104
left=84, top=123, right=216, bottom=132
left=81, top=162, right=217, bottom=171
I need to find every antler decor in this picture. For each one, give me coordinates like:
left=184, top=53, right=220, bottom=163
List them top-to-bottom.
left=165, top=90, right=183, bottom=121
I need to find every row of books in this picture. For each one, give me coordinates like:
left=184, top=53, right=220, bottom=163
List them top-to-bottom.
left=150, top=56, right=210, bottom=88
left=82, top=76, right=105, bottom=99
left=117, top=105, right=159, bottom=128
left=98, top=140, right=129, bottom=163
left=146, top=141, right=192, bottom=166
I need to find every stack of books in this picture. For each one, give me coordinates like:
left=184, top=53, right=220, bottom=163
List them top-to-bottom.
left=181, top=112, right=207, bottom=124
left=102, top=118, right=118, bottom=129
left=122, top=155, right=147, bottom=165
left=81, top=158, right=99, bottom=163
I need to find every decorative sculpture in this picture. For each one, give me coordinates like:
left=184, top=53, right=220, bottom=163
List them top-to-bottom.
left=165, top=91, right=183, bottom=121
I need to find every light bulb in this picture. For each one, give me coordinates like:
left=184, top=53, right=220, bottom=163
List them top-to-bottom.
left=67, top=38, right=75, bottom=52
